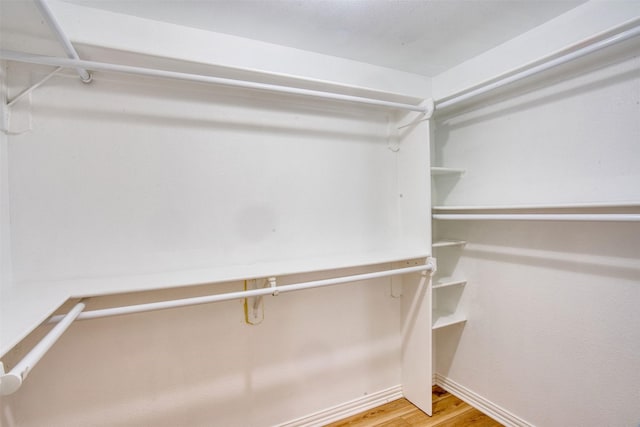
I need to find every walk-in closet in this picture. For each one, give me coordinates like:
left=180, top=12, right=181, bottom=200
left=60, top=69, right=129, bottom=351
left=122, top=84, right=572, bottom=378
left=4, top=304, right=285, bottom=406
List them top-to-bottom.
left=1, top=1, right=639, bottom=426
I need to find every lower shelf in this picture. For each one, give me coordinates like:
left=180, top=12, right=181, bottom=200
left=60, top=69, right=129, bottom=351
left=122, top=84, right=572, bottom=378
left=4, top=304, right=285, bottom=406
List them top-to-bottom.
left=433, top=277, right=467, bottom=289
left=432, top=310, right=467, bottom=330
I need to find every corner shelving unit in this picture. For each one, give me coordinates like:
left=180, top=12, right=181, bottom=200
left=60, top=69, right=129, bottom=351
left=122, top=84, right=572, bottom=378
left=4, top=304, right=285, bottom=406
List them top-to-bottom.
left=431, top=166, right=467, bottom=330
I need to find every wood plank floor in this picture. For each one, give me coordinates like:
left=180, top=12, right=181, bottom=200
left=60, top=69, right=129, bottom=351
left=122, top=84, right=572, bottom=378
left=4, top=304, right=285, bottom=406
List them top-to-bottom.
left=325, top=386, right=503, bottom=427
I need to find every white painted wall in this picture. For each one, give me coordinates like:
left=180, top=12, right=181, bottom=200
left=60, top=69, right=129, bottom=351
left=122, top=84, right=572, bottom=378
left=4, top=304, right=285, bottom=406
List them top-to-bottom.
left=0, top=0, right=432, bottom=357
left=0, top=3, right=433, bottom=425
left=432, top=3, right=640, bottom=425
left=1, top=266, right=405, bottom=427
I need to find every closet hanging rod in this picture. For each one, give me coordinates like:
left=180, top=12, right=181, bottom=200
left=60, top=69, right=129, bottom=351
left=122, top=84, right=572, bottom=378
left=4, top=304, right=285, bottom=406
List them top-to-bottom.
left=34, top=0, right=91, bottom=83
left=434, top=17, right=640, bottom=110
left=0, top=50, right=428, bottom=113
left=433, top=214, right=640, bottom=222
left=48, top=262, right=433, bottom=323
left=0, top=301, right=86, bottom=396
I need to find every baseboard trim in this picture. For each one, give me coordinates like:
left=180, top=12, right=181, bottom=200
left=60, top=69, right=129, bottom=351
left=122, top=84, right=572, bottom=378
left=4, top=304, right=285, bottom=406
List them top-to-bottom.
left=435, top=374, right=533, bottom=427
left=278, top=385, right=403, bottom=427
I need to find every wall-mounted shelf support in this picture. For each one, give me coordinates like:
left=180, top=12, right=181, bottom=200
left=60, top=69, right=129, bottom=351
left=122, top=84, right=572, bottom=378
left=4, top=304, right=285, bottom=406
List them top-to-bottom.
left=6, top=67, right=62, bottom=107
left=396, top=98, right=435, bottom=129
left=244, top=279, right=264, bottom=325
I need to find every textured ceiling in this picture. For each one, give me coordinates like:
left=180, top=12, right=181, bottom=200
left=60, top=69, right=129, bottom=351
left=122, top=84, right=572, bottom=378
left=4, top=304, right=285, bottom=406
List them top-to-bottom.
left=64, top=0, right=585, bottom=76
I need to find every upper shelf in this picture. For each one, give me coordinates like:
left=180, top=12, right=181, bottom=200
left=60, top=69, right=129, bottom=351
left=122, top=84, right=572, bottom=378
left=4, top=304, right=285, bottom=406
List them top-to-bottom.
left=432, top=201, right=640, bottom=211
left=432, top=201, right=640, bottom=222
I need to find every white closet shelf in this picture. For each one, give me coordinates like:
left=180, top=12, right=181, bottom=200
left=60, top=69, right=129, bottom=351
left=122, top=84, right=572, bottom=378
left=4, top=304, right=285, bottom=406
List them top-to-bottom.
left=0, top=50, right=429, bottom=113
left=430, top=167, right=465, bottom=176
left=432, top=201, right=640, bottom=210
left=432, top=202, right=640, bottom=221
left=433, top=214, right=640, bottom=222
left=432, top=240, right=466, bottom=248
left=1, top=249, right=431, bottom=358
left=2, top=261, right=436, bottom=395
left=433, top=278, right=467, bottom=289
left=432, top=310, right=467, bottom=330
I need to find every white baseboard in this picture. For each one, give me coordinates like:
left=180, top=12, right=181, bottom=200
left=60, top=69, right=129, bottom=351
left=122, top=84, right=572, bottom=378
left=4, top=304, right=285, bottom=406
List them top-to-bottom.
left=435, top=374, right=533, bottom=427
left=277, top=385, right=403, bottom=427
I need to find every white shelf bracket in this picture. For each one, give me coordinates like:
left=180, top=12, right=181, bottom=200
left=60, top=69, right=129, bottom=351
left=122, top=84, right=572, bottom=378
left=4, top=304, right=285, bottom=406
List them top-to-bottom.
left=7, top=67, right=62, bottom=108
left=1, top=90, right=33, bottom=136
left=397, top=98, right=435, bottom=130
left=426, top=256, right=437, bottom=277
left=390, top=258, right=435, bottom=297
left=390, top=275, right=403, bottom=298
left=244, top=277, right=278, bottom=325
left=268, top=277, right=278, bottom=296
left=244, top=279, right=264, bottom=325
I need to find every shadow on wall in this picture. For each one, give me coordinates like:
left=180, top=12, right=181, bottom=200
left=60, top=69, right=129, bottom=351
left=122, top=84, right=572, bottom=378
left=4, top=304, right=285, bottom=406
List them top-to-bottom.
left=438, top=221, right=640, bottom=282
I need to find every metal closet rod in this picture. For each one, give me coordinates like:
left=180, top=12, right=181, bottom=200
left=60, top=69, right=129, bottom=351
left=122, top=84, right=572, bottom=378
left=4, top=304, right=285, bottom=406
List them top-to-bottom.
left=434, top=17, right=640, bottom=110
left=0, top=50, right=428, bottom=113
left=0, top=262, right=433, bottom=395
left=49, top=263, right=433, bottom=322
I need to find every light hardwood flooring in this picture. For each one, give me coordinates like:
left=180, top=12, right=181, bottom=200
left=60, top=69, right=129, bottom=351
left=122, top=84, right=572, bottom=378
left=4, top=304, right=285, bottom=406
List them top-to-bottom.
left=325, top=386, right=503, bottom=427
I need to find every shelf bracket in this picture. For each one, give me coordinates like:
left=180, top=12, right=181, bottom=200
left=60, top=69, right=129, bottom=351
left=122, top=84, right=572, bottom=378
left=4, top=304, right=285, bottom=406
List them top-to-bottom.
left=7, top=67, right=62, bottom=108
left=1, top=88, right=33, bottom=135
left=397, top=98, right=435, bottom=130
left=426, top=256, right=437, bottom=277
left=390, top=258, right=436, bottom=297
left=390, top=273, right=403, bottom=297
left=244, top=277, right=277, bottom=325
